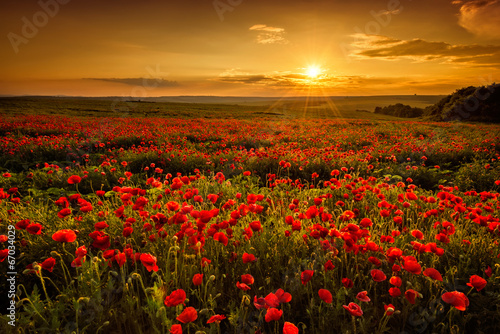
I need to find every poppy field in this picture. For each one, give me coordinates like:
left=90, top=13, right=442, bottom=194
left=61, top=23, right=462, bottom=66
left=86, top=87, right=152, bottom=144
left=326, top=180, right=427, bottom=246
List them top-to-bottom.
left=1, top=112, right=500, bottom=333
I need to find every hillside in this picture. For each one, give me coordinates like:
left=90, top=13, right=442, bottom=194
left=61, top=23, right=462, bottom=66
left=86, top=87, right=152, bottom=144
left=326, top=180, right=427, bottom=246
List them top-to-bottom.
left=424, top=83, right=500, bottom=122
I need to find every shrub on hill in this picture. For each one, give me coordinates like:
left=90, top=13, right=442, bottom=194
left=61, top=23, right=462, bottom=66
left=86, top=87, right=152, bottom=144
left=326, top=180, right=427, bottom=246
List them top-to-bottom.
left=424, top=83, right=500, bottom=122
left=374, top=103, right=424, bottom=118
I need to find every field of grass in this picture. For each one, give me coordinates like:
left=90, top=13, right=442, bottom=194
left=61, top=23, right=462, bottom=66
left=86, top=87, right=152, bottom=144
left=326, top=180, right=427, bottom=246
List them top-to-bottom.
left=0, top=95, right=443, bottom=120
left=0, top=98, right=499, bottom=333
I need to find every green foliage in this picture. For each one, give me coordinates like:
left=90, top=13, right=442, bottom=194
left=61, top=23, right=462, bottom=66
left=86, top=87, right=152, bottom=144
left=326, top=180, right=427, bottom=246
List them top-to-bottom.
left=374, top=103, right=424, bottom=118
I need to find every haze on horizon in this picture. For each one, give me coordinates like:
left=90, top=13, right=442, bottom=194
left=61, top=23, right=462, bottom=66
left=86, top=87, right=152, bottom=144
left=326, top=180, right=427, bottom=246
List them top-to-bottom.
left=1, top=0, right=499, bottom=98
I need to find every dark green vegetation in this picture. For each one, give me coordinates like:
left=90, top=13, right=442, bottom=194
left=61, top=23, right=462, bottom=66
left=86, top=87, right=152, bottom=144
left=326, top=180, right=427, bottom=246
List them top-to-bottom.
left=371, top=84, right=500, bottom=122
left=424, top=84, right=500, bottom=122
left=374, top=104, right=424, bottom=118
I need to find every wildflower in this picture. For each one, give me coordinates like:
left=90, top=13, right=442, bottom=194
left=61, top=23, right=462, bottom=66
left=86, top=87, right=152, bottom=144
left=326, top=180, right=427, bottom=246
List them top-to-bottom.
left=67, top=175, right=81, bottom=184
left=26, top=223, right=43, bottom=235
left=52, top=229, right=77, bottom=243
left=140, top=253, right=159, bottom=272
left=242, top=253, right=257, bottom=264
left=40, top=257, right=56, bottom=272
left=423, top=268, right=443, bottom=281
left=371, top=269, right=387, bottom=282
left=301, top=270, right=314, bottom=285
left=193, top=273, right=203, bottom=286
left=241, top=274, right=254, bottom=285
left=466, top=275, right=487, bottom=291
left=342, top=278, right=353, bottom=288
left=164, top=289, right=186, bottom=307
left=318, top=289, right=333, bottom=303
left=405, top=289, right=420, bottom=304
left=356, top=291, right=370, bottom=302
left=442, top=291, right=469, bottom=311
left=343, top=302, right=363, bottom=316
left=384, top=304, right=396, bottom=316
left=176, top=306, right=197, bottom=323
left=265, top=308, right=283, bottom=322
left=207, top=314, right=226, bottom=324
left=283, top=322, right=299, bottom=334
left=169, top=324, right=182, bottom=334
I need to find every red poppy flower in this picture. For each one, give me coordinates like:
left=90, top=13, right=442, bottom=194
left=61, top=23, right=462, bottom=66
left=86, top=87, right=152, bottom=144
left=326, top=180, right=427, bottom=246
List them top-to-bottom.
left=67, top=175, right=82, bottom=184
left=57, top=208, right=72, bottom=219
left=94, top=221, right=109, bottom=230
left=249, top=221, right=263, bottom=232
left=26, top=223, right=43, bottom=235
left=123, top=226, right=133, bottom=237
left=52, top=229, right=77, bottom=243
left=411, top=229, right=424, bottom=240
left=213, top=232, right=228, bottom=246
left=91, top=234, right=110, bottom=251
left=0, top=235, right=7, bottom=243
left=75, top=245, right=87, bottom=258
left=1, top=249, right=10, bottom=262
left=115, top=252, right=126, bottom=267
left=140, top=253, right=159, bottom=272
left=242, top=253, right=257, bottom=264
left=71, top=256, right=85, bottom=268
left=41, top=257, right=56, bottom=272
left=324, top=260, right=335, bottom=271
left=403, top=260, right=422, bottom=275
left=485, top=266, right=492, bottom=278
left=423, top=268, right=443, bottom=281
left=371, top=269, right=387, bottom=282
left=301, top=270, right=314, bottom=285
left=193, top=273, right=203, bottom=286
left=241, top=274, right=254, bottom=285
left=466, top=275, right=487, bottom=291
left=389, top=276, right=402, bottom=287
left=342, top=278, right=353, bottom=288
left=236, top=282, right=251, bottom=291
left=389, top=287, right=401, bottom=297
left=164, top=289, right=186, bottom=307
left=275, top=289, right=292, bottom=303
left=318, top=289, right=333, bottom=303
left=405, top=289, right=420, bottom=304
left=356, top=291, right=370, bottom=302
left=442, top=291, right=469, bottom=311
left=264, top=293, right=280, bottom=308
left=254, top=296, right=267, bottom=309
left=343, top=302, right=363, bottom=317
left=384, top=304, right=396, bottom=316
left=176, top=306, right=198, bottom=323
left=265, top=308, right=283, bottom=322
left=207, top=314, right=226, bottom=324
left=283, top=322, right=299, bottom=334
left=169, top=324, right=182, bottom=334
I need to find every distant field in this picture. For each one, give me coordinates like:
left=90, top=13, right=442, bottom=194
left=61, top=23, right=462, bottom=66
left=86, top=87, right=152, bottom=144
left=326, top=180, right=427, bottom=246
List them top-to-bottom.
left=0, top=95, right=443, bottom=120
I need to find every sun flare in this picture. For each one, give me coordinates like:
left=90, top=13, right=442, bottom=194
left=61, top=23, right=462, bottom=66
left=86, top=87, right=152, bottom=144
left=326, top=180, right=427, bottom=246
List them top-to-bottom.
left=305, top=66, right=322, bottom=79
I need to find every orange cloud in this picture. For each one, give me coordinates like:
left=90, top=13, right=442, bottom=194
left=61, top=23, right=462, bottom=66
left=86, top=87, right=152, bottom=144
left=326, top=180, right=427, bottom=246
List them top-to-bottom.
left=455, top=0, right=500, bottom=40
left=249, top=24, right=289, bottom=44
left=351, top=34, right=500, bottom=66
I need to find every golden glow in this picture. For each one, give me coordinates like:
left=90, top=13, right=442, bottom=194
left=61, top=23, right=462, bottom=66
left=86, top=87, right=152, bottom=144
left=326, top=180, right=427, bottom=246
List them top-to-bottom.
left=305, top=66, right=322, bottom=79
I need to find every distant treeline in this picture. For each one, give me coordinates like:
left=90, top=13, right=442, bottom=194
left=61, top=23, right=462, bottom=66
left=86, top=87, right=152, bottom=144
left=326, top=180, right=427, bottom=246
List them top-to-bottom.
left=374, top=83, right=500, bottom=122
left=374, top=103, right=423, bottom=118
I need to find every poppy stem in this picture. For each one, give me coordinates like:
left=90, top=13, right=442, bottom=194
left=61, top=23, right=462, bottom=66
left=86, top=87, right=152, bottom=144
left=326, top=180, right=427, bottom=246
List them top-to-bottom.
left=351, top=315, right=357, bottom=334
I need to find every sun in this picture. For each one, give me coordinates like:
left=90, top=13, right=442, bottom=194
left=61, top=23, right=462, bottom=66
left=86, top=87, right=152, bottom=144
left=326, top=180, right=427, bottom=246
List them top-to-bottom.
left=305, top=65, right=322, bottom=79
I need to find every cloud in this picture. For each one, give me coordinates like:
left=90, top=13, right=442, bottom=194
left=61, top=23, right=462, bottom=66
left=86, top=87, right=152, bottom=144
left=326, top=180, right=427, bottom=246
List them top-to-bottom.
left=454, top=0, right=500, bottom=39
left=249, top=24, right=289, bottom=44
left=350, top=34, right=500, bottom=66
left=215, top=69, right=419, bottom=91
left=88, top=77, right=179, bottom=87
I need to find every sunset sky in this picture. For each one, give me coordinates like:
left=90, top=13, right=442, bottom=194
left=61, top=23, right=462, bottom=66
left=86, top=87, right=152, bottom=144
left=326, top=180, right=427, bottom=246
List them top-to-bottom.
left=1, top=0, right=499, bottom=97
